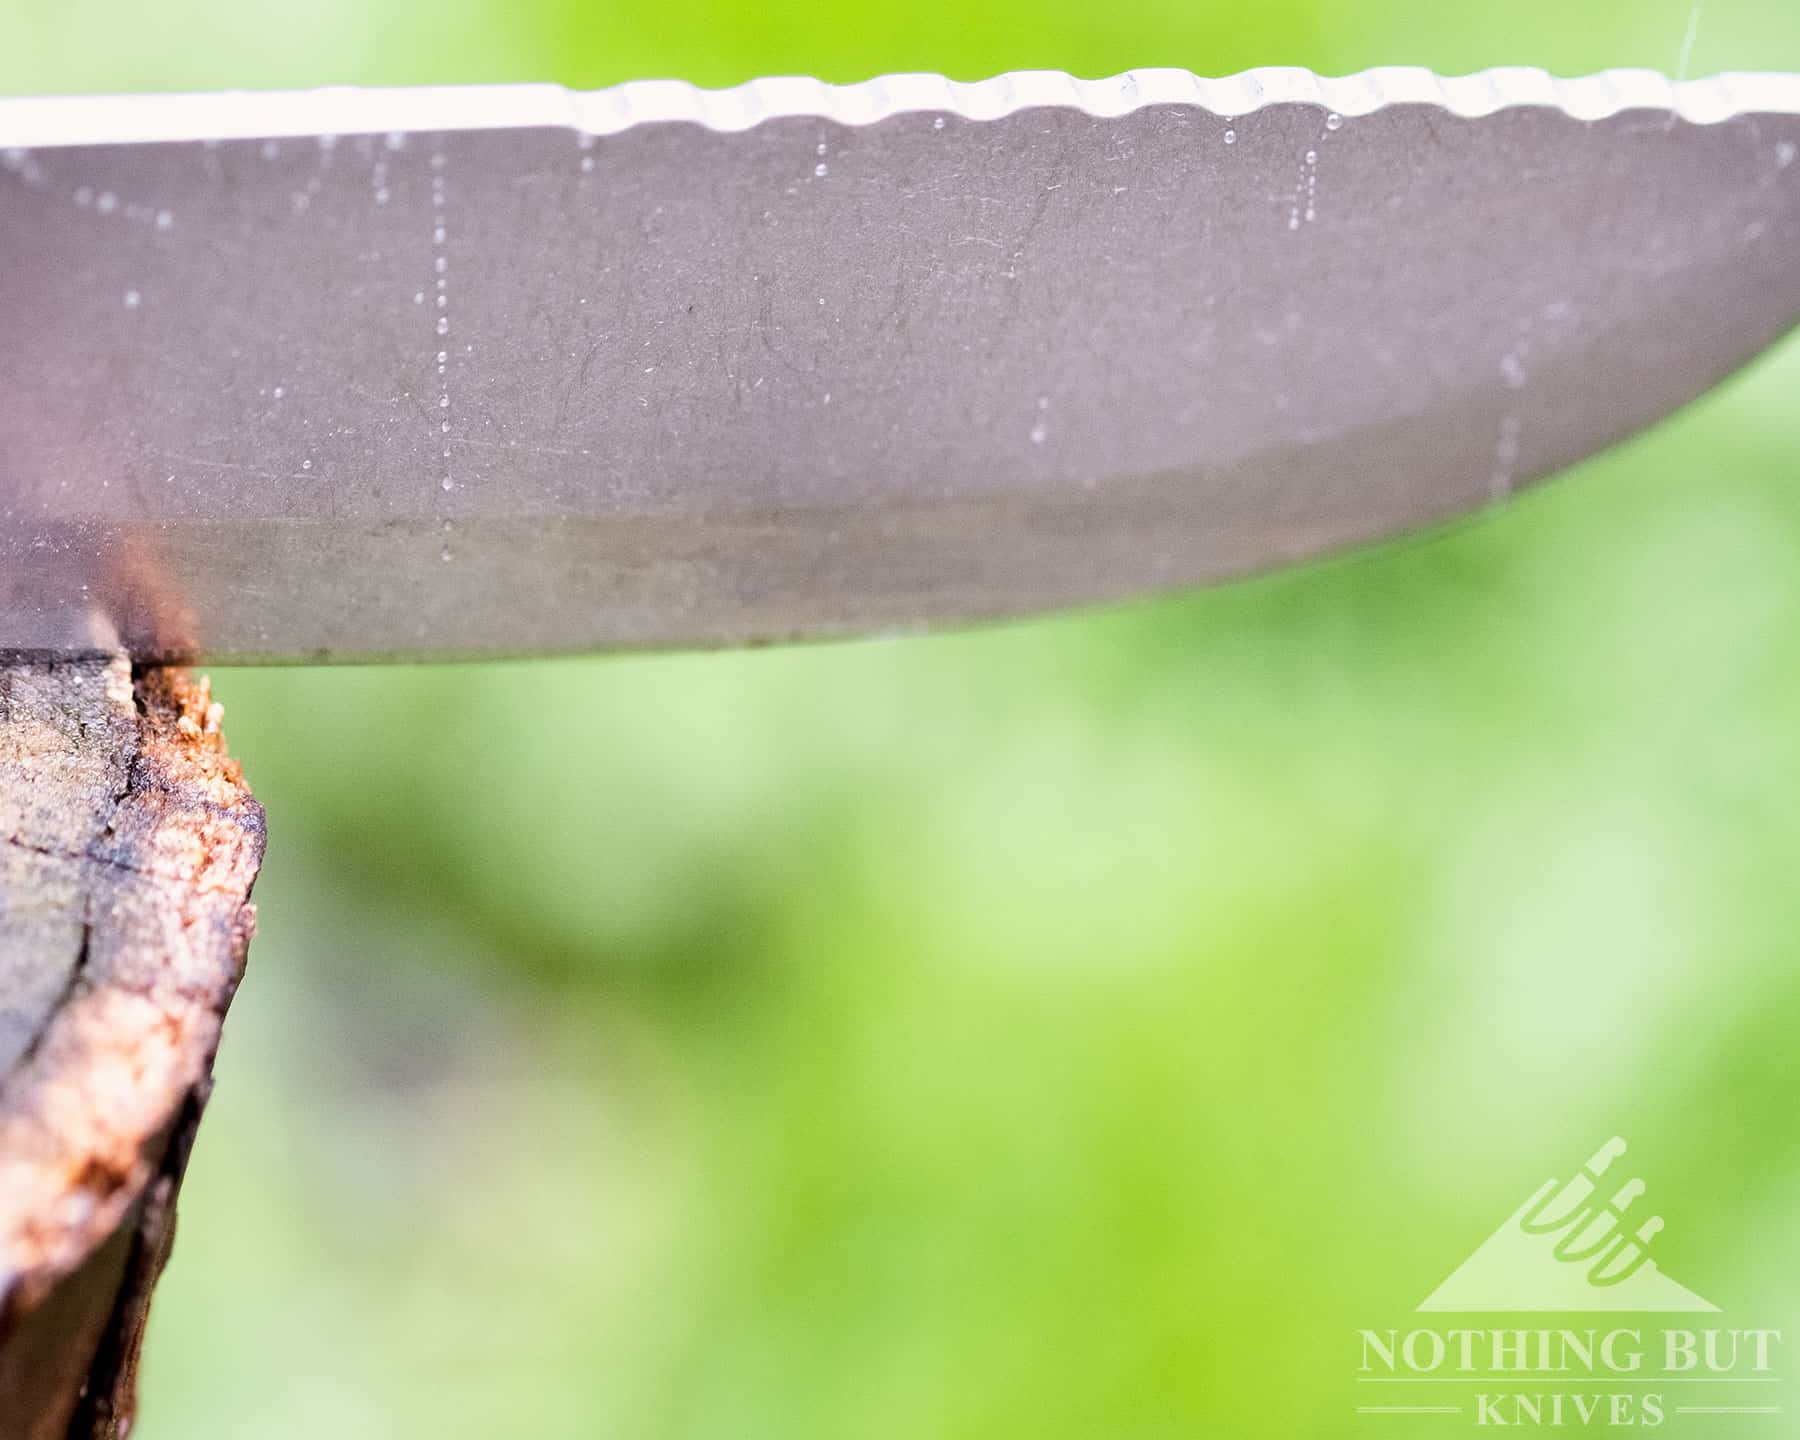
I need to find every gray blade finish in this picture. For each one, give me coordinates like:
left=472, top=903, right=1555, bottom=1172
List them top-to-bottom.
left=2, top=69, right=1797, bottom=662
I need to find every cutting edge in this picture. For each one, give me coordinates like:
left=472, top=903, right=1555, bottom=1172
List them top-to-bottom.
left=2, top=67, right=1799, bottom=151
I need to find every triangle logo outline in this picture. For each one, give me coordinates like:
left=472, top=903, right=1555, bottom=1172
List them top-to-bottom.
left=1418, top=1137, right=1718, bottom=1314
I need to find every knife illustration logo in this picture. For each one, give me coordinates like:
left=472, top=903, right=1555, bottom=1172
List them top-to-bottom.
left=1419, top=1138, right=1717, bottom=1313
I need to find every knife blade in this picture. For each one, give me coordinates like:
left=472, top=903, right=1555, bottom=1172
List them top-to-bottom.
left=2, top=68, right=1797, bottom=663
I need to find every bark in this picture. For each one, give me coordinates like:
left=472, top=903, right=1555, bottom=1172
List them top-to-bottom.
left=0, top=654, right=264, bottom=1440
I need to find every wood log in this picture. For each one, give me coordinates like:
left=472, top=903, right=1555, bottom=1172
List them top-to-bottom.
left=0, top=654, right=264, bottom=1440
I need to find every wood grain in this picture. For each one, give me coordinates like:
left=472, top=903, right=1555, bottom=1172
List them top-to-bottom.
left=0, top=654, right=264, bottom=1440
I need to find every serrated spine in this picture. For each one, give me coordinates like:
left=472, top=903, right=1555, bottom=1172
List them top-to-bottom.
left=572, top=67, right=1799, bottom=134
left=1, top=68, right=1796, bottom=151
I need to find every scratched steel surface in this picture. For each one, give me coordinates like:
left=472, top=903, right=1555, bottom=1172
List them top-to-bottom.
left=1, top=69, right=1797, bottom=661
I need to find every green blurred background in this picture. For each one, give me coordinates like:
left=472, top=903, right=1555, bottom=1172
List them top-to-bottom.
left=7, top=2, right=1800, bottom=1435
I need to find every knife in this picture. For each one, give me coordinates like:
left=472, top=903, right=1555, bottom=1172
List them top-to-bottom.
left=2, top=68, right=1797, bottom=663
